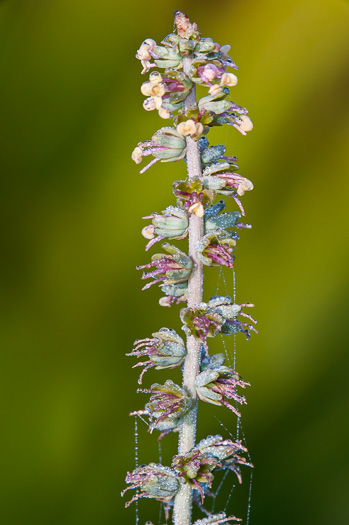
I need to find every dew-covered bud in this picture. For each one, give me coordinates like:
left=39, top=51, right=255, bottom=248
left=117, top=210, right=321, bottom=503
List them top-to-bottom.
left=194, top=37, right=216, bottom=54
left=133, top=128, right=187, bottom=173
left=204, top=201, right=242, bottom=233
left=142, top=206, right=189, bottom=250
left=196, top=230, right=236, bottom=268
left=137, top=243, right=192, bottom=295
left=160, top=281, right=188, bottom=306
left=206, top=295, right=258, bottom=340
left=180, top=303, right=224, bottom=353
left=127, top=327, right=186, bottom=384
left=195, top=354, right=250, bottom=415
left=138, top=379, right=194, bottom=437
left=196, top=433, right=253, bottom=484
left=172, top=448, right=219, bottom=503
left=122, top=463, right=180, bottom=507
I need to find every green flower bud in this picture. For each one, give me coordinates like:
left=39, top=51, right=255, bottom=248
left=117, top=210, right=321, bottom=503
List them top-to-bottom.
left=194, top=37, right=216, bottom=54
left=142, top=206, right=189, bottom=250
left=196, top=230, right=237, bottom=268
left=127, top=327, right=186, bottom=384
left=138, top=379, right=194, bottom=438
left=122, top=463, right=180, bottom=507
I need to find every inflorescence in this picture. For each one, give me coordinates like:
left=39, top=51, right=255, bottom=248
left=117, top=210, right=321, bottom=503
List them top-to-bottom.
left=123, top=11, right=257, bottom=524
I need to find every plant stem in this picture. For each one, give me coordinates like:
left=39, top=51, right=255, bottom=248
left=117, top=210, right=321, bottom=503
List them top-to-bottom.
left=173, top=57, right=204, bottom=525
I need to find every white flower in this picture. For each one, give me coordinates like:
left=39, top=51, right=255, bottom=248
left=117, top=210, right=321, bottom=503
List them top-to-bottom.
left=220, top=72, right=238, bottom=87
left=141, top=82, right=165, bottom=97
left=208, top=85, right=223, bottom=95
left=143, top=96, right=162, bottom=111
left=158, top=107, right=171, bottom=119
left=238, top=115, right=253, bottom=132
left=177, top=120, right=204, bottom=138
left=131, top=146, right=143, bottom=164
left=237, top=177, right=254, bottom=196
left=189, top=202, right=204, bottom=217
left=141, top=225, right=155, bottom=239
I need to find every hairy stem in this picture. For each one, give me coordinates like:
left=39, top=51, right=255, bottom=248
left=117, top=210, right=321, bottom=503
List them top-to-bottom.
left=173, top=57, right=204, bottom=525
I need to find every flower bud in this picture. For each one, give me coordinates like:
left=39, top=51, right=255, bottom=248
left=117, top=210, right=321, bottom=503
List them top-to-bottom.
left=128, top=327, right=186, bottom=383
left=139, top=379, right=194, bottom=435
left=122, top=463, right=180, bottom=507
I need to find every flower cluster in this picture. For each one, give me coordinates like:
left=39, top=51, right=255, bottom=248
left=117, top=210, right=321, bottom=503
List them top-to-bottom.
left=141, top=70, right=193, bottom=119
left=132, top=127, right=187, bottom=173
left=173, top=178, right=215, bottom=217
left=141, top=206, right=189, bottom=250
left=137, top=243, right=192, bottom=305
left=181, top=295, right=257, bottom=353
left=127, top=327, right=186, bottom=384
left=195, top=353, right=250, bottom=414
left=136, top=379, right=193, bottom=439
left=196, top=434, right=253, bottom=484
left=171, top=449, right=220, bottom=503
left=121, top=462, right=180, bottom=507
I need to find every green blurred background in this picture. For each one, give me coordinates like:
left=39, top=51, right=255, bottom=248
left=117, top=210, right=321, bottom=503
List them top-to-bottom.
left=0, top=0, right=348, bottom=523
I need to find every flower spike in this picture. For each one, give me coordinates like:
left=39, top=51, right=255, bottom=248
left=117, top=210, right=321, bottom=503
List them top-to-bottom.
left=127, top=11, right=257, bottom=525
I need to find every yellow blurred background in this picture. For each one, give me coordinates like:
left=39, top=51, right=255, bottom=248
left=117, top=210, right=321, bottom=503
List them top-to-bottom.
left=0, top=0, right=348, bottom=524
